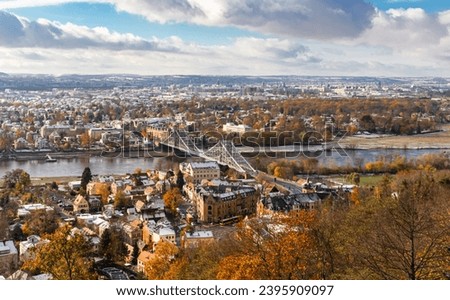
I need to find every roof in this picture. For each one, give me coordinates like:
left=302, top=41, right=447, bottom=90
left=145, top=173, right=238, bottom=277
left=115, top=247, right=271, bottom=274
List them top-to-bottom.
left=189, top=161, right=220, bottom=170
left=158, top=227, right=175, bottom=236
left=185, top=231, right=214, bottom=239
left=0, top=240, right=17, bottom=256
left=138, top=251, right=153, bottom=263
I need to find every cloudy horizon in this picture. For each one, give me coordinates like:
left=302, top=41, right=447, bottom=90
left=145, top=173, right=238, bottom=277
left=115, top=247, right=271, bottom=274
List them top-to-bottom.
left=0, top=0, right=449, bottom=76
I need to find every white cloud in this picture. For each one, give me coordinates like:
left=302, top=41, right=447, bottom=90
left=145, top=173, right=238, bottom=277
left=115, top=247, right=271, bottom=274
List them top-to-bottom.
left=0, top=0, right=377, bottom=39
left=109, top=0, right=376, bottom=39
left=1, top=3, right=450, bottom=76
left=352, top=8, right=450, bottom=65
left=0, top=11, right=182, bottom=51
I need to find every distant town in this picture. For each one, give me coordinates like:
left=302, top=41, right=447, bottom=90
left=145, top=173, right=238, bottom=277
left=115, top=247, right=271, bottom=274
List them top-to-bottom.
left=0, top=75, right=449, bottom=280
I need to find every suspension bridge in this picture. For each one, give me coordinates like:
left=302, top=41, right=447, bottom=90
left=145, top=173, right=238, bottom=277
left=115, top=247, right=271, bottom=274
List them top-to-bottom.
left=160, top=130, right=257, bottom=175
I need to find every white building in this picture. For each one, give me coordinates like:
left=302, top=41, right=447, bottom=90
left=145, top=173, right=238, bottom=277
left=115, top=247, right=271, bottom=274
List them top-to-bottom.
left=222, top=123, right=252, bottom=135
left=180, top=161, right=220, bottom=183
left=17, top=204, right=54, bottom=218
left=19, top=235, right=47, bottom=262
left=0, top=240, right=18, bottom=276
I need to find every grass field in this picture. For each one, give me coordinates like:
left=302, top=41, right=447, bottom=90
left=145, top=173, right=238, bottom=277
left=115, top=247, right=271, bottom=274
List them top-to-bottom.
left=340, top=124, right=450, bottom=149
left=331, top=174, right=385, bottom=187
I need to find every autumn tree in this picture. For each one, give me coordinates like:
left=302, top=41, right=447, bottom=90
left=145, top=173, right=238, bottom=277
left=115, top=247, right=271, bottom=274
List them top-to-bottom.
left=79, top=132, right=91, bottom=148
left=3, top=169, right=31, bottom=192
left=345, top=171, right=450, bottom=279
left=92, top=183, right=110, bottom=205
left=163, top=187, right=183, bottom=214
left=114, top=190, right=129, bottom=209
left=0, top=210, right=8, bottom=240
left=22, top=210, right=59, bottom=237
left=217, top=211, right=319, bottom=280
left=22, top=225, right=95, bottom=279
left=99, top=227, right=129, bottom=262
left=144, top=240, right=179, bottom=279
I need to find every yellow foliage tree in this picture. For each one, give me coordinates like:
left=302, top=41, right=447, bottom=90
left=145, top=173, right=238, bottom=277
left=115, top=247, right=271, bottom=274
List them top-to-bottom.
left=163, top=187, right=183, bottom=214
left=22, top=225, right=95, bottom=279
left=144, top=241, right=179, bottom=280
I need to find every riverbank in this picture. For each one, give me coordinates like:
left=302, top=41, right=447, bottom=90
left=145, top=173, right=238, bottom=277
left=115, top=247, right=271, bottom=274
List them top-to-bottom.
left=339, top=124, right=450, bottom=150
left=2, top=149, right=174, bottom=162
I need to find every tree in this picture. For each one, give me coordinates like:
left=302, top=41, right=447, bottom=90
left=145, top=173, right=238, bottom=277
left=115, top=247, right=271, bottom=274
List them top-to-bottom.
left=79, top=132, right=91, bottom=148
left=80, top=167, right=92, bottom=192
left=3, top=169, right=31, bottom=192
left=176, top=170, right=185, bottom=190
left=345, top=171, right=450, bottom=279
left=50, top=181, right=59, bottom=190
left=91, top=183, right=110, bottom=205
left=163, top=187, right=183, bottom=214
left=114, top=190, right=129, bottom=209
left=0, top=210, right=8, bottom=240
left=22, top=210, right=59, bottom=237
left=217, top=211, right=319, bottom=280
left=22, top=225, right=95, bottom=279
left=99, top=227, right=129, bottom=262
left=131, top=241, right=139, bottom=265
left=144, top=241, right=179, bottom=279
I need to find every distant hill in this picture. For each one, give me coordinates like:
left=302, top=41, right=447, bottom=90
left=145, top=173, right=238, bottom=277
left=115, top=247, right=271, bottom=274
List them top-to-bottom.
left=0, top=74, right=448, bottom=91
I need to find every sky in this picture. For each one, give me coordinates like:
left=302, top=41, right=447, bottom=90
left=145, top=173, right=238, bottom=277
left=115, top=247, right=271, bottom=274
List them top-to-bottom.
left=0, top=0, right=449, bottom=76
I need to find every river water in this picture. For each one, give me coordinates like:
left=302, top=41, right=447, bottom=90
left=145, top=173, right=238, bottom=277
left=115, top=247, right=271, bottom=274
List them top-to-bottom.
left=0, top=148, right=446, bottom=178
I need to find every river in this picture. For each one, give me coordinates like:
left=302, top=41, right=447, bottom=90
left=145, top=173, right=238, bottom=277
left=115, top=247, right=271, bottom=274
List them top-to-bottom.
left=0, top=148, right=446, bottom=178
left=0, top=155, right=202, bottom=178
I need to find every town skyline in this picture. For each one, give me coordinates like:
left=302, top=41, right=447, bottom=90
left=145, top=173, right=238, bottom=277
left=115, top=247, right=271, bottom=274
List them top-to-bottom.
left=1, top=0, right=450, bottom=76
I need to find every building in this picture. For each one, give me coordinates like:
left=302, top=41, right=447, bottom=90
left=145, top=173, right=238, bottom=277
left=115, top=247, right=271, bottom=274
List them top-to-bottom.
left=146, top=123, right=170, bottom=141
left=222, top=123, right=252, bottom=135
left=88, top=128, right=122, bottom=141
left=14, top=137, right=29, bottom=150
left=180, top=161, right=220, bottom=183
left=68, top=181, right=81, bottom=190
left=191, top=183, right=259, bottom=223
left=260, top=192, right=321, bottom=213
left=73, top=194, right=90, bottom=214
left=17, top=204, right=54, bottom=218
left=142, top=220, right=176, bottom=249
left=182, top=231, right=214, bottom=248
left=19, top=235, right=47, bottom=262
left=0, top=240, right=18, bottom=276
left=137, top=251, right=153, bottom=275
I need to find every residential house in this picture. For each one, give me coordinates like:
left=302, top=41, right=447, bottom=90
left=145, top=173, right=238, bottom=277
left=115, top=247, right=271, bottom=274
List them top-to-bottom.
left=14, top=137, right=29, bottom=150
left=73, top=194, right=90, bottom=214
left=142, top=220, right=176, bottom=249
left=19, top=235, right=47, bottom=262
left=0, top=240, right=18, bottom=277
left=137, top=251, right=153, bottom=275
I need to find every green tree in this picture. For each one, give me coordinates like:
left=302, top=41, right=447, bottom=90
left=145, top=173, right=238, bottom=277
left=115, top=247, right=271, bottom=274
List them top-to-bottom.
left=80, top=167, right=92, bottom=193
left=176, top=170, right=185, bottom=190
left=22, top=225, right=95, bottom=279
left=99, top=227, right=129, bottom=262
left=131, top=241, right=140, bottom=265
